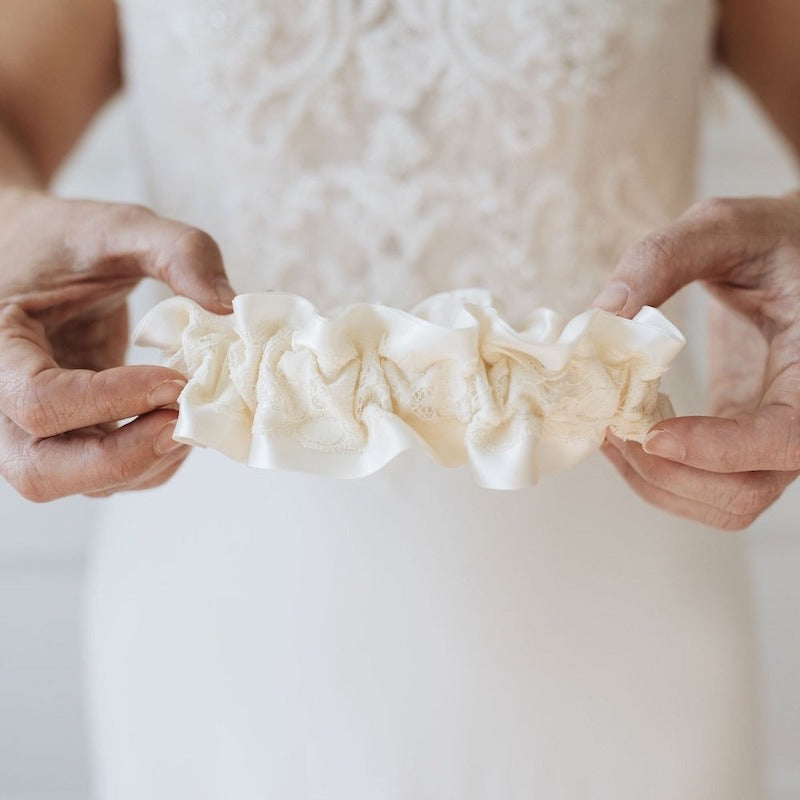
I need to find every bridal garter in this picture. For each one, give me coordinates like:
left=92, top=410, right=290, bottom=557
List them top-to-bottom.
left=133, top=289, right=685, bottom=489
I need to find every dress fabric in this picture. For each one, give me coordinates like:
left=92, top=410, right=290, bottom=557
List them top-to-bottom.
left=86, top=1, right=763, bottom=797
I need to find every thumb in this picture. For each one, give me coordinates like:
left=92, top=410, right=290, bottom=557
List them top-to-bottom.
left=591, top=197, right=777, bottom=319
left=87, top=203, right=236, bottom=314
left=643, top=346, right=800, bottom=473
left=642, top=404, right=800, bottom=473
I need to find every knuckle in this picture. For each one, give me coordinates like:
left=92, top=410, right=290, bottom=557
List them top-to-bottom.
left=691, top=197, right=744, bottom=230
left=107, top=202, right=154, bottom=227
left=174, top=226, right=223, bottom=267
left=157, top=227, right=223, bottom=289
left=629, top=230, right=676, bottom=272
left=0, top=303, right=21, bottom=329
left=3, top=305, right=47, bottom=342
left=15, top=386, right=56, bottom=439
left=104, top=435, right=144, bottom=487
left=117, top=457, right=139, bottom=486
left=9, top=462, right=55, bottom=504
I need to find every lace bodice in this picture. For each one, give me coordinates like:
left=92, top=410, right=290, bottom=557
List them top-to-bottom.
left=118, top=0, right=716, bottom=323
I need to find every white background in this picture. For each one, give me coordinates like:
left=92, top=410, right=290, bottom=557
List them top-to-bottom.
left=0, top=75, right=798, bottom=799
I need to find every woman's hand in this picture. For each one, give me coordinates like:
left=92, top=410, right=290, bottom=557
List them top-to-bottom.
left=0, top=187, right=236, bottom=501
left=593, top=193, right=800, bottom=530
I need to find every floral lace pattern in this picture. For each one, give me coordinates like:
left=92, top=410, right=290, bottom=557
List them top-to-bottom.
left=118, top=0, right=714, bottom=322
left=134, top=290, right=685, bottom=488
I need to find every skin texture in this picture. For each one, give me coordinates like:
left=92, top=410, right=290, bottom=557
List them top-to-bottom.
left=0, top=0, right=235, bottom=500
left=593, top=0, right=800, bottom=530
left=0, top=1, right=798, bottom=513
left=0, top=189, right=237, bottom=501
left=595, top=195, right=800, bottom=529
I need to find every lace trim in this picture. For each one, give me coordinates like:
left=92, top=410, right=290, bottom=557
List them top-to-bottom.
left=134, top=290, right=685, bottom=488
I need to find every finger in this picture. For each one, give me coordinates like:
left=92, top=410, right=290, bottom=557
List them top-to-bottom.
left=591, top=196, right=787, bottom=317
left=88, top=202, right=236, bottom=314
left=706, top=294, right=767, bottom=416
left=52, top=302, right=130, bottom=371
left=0, top=305, right=186, bottom=436
left=643, top=404, right=800, bottom=473
left=0, top=409, right=186, bottom=502
left=604, top=433, right=791, bottom=518
left=84, top=435, right=190, bottom=497
left=601, top=442, right=759, bottom=531
left=84, top=444, right=190, bottom=498
left=119, top=448, right=190, bottom=492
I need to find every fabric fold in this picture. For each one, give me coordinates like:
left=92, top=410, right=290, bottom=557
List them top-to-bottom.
left=133, top=289, right=685, bottom=489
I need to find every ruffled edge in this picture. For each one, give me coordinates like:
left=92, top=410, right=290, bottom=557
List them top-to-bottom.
left=134, top=290, right=685, bottom=489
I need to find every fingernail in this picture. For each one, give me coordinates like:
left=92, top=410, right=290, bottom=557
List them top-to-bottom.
left=214, top=278, right=236, bottom=310
left=591, top=282, right=630, bottom=314
left=147, top=379, right=186, bottom=408
left=155, top=421, right=182, bottom=456
left=644, top=430, right=686, bottom=461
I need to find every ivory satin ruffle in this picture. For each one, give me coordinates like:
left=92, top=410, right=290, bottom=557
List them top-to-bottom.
left=133, top=289, right=685, bottom=489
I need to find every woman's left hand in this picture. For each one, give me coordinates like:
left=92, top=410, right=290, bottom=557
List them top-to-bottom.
left=593, top=192, right=800, bottom=530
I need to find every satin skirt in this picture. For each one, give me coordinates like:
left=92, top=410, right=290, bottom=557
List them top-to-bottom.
left=85, top=445, right=763, bottom=799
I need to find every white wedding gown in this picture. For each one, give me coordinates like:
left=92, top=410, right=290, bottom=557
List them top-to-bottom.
left=85, top=1, right=763, bottom=797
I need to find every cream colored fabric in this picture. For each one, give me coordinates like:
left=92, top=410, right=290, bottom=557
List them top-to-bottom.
left=88, top=3, right=762, bottom=799
left=134, top=291, right=684, bottom=488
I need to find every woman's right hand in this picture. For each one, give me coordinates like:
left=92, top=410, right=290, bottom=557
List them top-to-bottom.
left=0, top=187, right=236, bottom=501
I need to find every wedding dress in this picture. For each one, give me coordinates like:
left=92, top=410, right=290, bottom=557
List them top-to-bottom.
left=85, top=1, right=763, bottom=797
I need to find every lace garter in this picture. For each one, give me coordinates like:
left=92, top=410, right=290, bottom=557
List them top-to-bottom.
left=133, top=289, right=685, bottom=489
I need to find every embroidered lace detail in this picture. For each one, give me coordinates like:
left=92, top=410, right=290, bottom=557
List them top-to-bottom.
left=118, top=0, right=714, bottom=321
left=134, top=290, right=685, bottom=488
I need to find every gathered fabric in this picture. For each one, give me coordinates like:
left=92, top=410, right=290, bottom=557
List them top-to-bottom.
left=134, top=289, right=684, bottom=489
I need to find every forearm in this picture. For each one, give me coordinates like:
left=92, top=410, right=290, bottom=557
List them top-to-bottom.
left=0, top=0, right=121, bottom=187
left=718, top=0, right=800, bottom=161
left=0, top=120, right=42, bottom=189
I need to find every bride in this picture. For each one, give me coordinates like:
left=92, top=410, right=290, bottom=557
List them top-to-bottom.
left=1, top=0, right=796, bottom=796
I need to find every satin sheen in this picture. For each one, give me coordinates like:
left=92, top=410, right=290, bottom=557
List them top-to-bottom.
left=134, top=292, right=684, bottom=488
